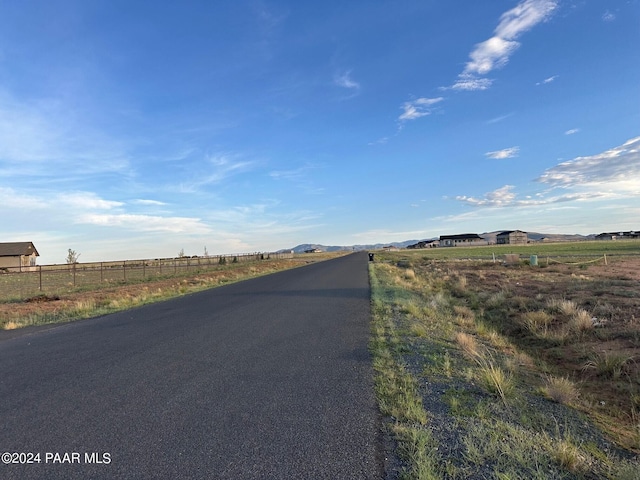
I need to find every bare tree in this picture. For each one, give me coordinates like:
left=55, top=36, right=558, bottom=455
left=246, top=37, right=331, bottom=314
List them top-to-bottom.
left=66, top=248, right=80, bottom=264
left=178, top=248, right=185, bottom=258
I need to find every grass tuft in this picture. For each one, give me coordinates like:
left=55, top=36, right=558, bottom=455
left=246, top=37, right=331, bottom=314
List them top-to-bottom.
left=541, top=375, right=579, bottom=405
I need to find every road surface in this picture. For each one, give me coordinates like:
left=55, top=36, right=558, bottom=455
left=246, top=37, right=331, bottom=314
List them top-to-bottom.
left=0, top=252, right=381, bottom=479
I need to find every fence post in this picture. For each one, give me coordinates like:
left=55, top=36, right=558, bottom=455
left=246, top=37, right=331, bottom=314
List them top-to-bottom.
left=123, top=261, right=127, bottom=282
left=143, top=261, right=146, bottom=279
left=100, top=262, right=104, bottom=283
left=39, top=265, right=42, bottom=291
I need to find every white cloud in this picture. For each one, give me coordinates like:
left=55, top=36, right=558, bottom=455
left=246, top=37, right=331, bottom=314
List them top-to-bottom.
left=447, top=0, right=558, bottom=91
left=602, top=11, right=616, bottom=22
left=334, top=71, right=360, bottom=91
left=450, top=75, right=494, bottom=92
left=536, top=75, right=558, bottom=85
left=398, top=97, right=444, bottom=121
left=564, top=128, right=580, bottom=135
left=455, top=136, right=640, bottom=210
left=537, top=136, right=640, bottom=189
left=486, top=146, right=520, bottom=159
left=455, top=185, right=613, bottom=208
left=456, top=185, right=518, bottom=207
left=57, top=192, right=124, bottom=210
left=132, top=199, right=167, bottom=206
left=77, top=213, right=213, bottom=234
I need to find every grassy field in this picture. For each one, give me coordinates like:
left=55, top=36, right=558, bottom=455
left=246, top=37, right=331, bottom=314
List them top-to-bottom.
left=370, top=245, right=640, bottom=479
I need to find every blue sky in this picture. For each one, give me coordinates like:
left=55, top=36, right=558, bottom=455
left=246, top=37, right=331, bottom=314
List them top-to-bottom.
left=1, top=0, right=639, bottom=263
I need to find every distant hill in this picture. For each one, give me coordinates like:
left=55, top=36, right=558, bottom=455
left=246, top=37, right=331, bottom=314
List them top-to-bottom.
left=280, top=232, right=600, bottom=253
left=280, top=240, right=421, bottom=254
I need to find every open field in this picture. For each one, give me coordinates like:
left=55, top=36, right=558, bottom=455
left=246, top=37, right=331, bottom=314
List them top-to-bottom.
left=381, top=239, right=640, bottom=261
left=370, top=248, right=639, bottom=479
left=0, top=251, right=296, bottom=302
left=0, top=252, right=345, bottom=330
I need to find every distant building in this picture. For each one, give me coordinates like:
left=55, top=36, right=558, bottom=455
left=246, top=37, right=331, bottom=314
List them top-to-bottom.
left=496, top=230, right=528, bottom=245
left=596, top=231, right=639, bottom=240
left=439, top=234, right=486, bottom=247
left=407, top=240, right=439, bottom=249
left=0, top=242, right=39, bottom=271
left=382, top=246, right=399, bottom=251
left=304, top=248, right=322, bottom=253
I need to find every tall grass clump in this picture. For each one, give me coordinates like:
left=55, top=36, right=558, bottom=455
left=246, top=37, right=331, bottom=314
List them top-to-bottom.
left=541, top=375, right=580, bottom=405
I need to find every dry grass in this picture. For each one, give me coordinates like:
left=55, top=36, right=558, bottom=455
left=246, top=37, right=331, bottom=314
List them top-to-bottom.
left=547, top=298, right=579, bottom=316
left=569, top=309, right=595, bottom=333
left=521, top=310, right=552, bottom=336
left=456, top=332, right=481, bottom=359
left=582, top=351, right=634, bottom=380
left=542, top=375, right=580, bottom=405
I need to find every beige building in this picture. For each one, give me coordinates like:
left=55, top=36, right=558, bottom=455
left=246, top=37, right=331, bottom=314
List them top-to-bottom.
left=496, top=230, right=528, bottom=245
left=0, top=242, right=39, bottom=271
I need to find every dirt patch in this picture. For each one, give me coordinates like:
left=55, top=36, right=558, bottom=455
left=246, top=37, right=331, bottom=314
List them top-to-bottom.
left=430, top=256, right=640, bottom=451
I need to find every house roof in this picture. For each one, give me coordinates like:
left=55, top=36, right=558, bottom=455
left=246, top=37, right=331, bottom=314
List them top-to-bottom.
left=497, top=230, right=526, bottom=236
left=440, top=234, right=483, bottom=240
left=0, top=242, right=39, bottom=257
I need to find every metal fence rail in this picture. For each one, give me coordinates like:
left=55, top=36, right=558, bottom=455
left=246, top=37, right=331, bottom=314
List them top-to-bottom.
left=0, top=251, right=294, bottom=301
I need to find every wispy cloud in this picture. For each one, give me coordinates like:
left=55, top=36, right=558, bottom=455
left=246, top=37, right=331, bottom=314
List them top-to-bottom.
left=448, top=0, right=558, bottom=91
left=602, top=11, right=616, bottom=22
left=334, top=71, right=360, bottom=91
left=536, top=75, right=558, bottom=85
left=0, top=92, right=132, bottom=179
left=398, top=97, right=444, bottom=121
left=486, top=113, right=515, bottom=124
left=564, top=128, right=580, bottom=135
left=537, top=136, right=640, bottom=189
left=486, top=146, right=520, bottom=159
left=178, top=154, right=256, bottom=192
left=455, top=185, right=611, bottom=208
left=132, top=199, right=167, bottom=206
left=77, top=213, right=212, bottom=234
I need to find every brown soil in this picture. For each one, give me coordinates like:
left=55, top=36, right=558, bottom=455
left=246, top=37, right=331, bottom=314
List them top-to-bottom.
left=441, top=256, right=640, bottom=450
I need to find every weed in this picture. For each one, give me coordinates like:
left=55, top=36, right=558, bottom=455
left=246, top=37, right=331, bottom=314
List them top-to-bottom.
left=547, top=298, right=579, bottom=316
left=453, top=304, right=475, bottom=326
left=569, top=308, right=595, bottom=334
left=521, top=310, right=552, bottom=336
left=455, top=332, right=480, bottom=359
left=582, top=351, right=634, bottom=380
left=475, top=355, right=516, bottom=404
left=541, top=375, right=580, bottom=405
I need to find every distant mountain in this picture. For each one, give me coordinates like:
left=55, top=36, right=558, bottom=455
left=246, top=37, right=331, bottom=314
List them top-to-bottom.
left=280, top=232, right=601, bottom=254
left=280, top=240, right=421, bottom=254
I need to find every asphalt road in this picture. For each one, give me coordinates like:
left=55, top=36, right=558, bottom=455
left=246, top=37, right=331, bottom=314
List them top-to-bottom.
left=0, top=252, right=381, bottom=479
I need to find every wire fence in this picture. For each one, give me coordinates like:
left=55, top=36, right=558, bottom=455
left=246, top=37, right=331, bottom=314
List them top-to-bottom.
left=0, top=251, right=294, bottom=301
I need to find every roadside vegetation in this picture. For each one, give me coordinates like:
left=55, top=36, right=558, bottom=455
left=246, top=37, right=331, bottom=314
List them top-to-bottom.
left=370, top=245, right=640, bottom=479
left=0, top=252, right=344, bottom=330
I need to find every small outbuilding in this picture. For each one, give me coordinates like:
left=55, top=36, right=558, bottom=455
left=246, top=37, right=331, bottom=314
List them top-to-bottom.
left=0, top=242, right=40, bottom=271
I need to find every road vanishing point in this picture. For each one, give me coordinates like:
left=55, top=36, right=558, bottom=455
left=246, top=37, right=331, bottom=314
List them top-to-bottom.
left=0, top=252, right=382, bottom=479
